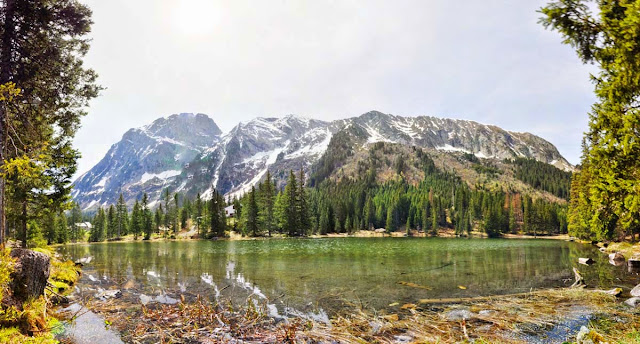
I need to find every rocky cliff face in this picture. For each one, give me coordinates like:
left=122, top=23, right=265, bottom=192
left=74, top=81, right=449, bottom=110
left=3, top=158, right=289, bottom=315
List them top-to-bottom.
left=73, top=111, right=572, bottom=210
left=72, top=113, right=222, bottom=209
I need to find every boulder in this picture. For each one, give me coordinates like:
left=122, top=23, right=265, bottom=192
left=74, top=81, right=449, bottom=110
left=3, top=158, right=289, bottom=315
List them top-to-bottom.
left=8, top=249, right=50, bottom=304
left=609, top=252, right=625, bottom=261
left=631, top=284, right=640, bottom=298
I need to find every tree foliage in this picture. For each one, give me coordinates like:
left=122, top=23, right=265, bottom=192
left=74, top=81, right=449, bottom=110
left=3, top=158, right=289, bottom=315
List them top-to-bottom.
left=541, top=0, right=640, bottom=240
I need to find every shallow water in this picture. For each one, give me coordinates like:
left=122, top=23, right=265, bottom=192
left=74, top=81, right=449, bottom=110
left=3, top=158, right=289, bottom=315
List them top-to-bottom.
left=57, top=237, right=636, bottom=315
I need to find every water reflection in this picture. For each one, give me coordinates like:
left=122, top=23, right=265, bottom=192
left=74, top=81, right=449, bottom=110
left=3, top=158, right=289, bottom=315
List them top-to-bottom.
left=58, top=238, right=636, bottom=315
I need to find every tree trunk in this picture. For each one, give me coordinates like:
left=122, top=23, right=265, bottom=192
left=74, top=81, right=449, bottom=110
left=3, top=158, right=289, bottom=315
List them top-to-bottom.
left=0, top=0, right=16, bottom=248
left=20, top=199, right=27, bottom=247
left=7, top=248, right=50, bottom=306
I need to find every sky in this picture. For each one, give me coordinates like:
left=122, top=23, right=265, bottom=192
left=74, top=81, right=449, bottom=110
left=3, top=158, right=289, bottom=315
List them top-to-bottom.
left=74, top=0, right=597, bottom=178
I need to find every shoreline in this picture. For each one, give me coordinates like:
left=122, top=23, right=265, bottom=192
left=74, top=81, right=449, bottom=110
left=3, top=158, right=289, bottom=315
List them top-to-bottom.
left=53, top=228, right=571, bottom=246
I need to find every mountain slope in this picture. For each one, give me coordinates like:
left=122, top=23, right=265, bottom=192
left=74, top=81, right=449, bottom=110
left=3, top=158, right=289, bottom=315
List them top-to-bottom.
left=73, top=111, right=573, bottom=209
left=73, top=113, right=222, bottom=210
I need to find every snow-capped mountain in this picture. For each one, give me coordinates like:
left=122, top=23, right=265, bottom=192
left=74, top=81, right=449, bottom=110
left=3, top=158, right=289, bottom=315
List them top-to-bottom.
left=73, top=111, right=572, bottom=210
left=340, top=111, right=573, bottom=171
left=72, top=113, right=222, bottom=209
left=172, top=115, right=336, bottom=200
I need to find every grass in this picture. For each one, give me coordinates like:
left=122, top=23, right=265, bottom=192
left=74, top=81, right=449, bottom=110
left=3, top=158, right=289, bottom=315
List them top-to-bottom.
left=0, top=246, right=81, bottom=344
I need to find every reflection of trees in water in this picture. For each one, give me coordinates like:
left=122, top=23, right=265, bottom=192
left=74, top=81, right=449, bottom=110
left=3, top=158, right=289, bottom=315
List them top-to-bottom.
left=57, top=239, right=631, bottom=313
left=567, top=243, right=626, bottom=288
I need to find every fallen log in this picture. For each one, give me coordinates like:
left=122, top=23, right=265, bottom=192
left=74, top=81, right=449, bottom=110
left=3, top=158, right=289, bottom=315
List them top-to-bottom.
left=571, top=267, right=586, bottom=288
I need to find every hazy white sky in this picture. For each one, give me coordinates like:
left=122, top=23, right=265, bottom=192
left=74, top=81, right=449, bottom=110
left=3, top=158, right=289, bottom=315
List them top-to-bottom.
left=75, top=0, right=596, bottom=178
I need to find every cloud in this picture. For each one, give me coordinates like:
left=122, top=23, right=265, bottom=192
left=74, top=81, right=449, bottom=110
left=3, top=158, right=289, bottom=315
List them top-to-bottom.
left=74, top=0, right=595, bottom=177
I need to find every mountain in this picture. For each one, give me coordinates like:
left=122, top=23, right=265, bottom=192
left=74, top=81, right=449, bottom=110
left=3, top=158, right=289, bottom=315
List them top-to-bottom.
left=73, top=111, right=572, bottom=210
left=345, top=111, right=571, bottom=170
left=72, top=113, right=222, bottom=209
left=173, top=115, right=336, bottom=200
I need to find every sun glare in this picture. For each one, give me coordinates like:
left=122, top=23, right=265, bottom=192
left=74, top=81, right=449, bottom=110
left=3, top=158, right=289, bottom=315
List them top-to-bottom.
left=171, top=0, right=219, bottom=37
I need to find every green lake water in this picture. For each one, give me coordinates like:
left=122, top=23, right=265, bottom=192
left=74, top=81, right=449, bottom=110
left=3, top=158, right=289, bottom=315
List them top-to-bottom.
left=57, top=238, right=636, bottom=318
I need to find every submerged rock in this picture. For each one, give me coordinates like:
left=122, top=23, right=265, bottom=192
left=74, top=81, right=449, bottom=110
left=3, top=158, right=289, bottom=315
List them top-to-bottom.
left=95, top=289, right=122, bottom=300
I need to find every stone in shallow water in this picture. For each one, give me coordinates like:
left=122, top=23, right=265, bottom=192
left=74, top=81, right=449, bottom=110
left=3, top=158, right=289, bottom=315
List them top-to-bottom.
left=631, top=284, right=640, bottom=297
left=624, top=297, right=640, bottom=308
left=443, top=308, right=474, bottom=321
left=576, top=325, right=604, bottom=344
left=394, top=334, right=413, bottom=343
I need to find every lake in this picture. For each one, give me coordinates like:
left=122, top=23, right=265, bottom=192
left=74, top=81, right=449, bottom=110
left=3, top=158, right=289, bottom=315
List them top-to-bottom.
left=57, top=238, right=636, bottom=319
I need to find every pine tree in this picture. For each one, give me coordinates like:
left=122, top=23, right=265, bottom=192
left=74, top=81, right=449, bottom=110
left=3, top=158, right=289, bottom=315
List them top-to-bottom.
left=297, top=169, right=310, bottom=235
left=283, top=170, right=299, bottom=236
left=258, top=171, right=275, bottom=236
left=243, top=186, right=259, bottom=237
left=163, top=188, right=171, bottom=235
left=209, top=189, right=227, bottom=237
left=116, top=193, right=128, bottom=238
left=142, top=193, right=153, bottom=240
left=173, top=193, right=180, bottom=234
left=195, top=193, right=204, bottom=237
left=364, top=196, right=375, bottom=230
left=131, top=200, right=142, bottom=240
left=70, top=203, right=83, bottom=242
left=431, top=204, right=438, bottom=236
left=107, top=205, right=116, bottom=239
left=155, top=206, right=162, bottom=234
left=90, top=207, right=106, bottom=242
left=319, top=207, right=330, bottom=235
left=385, top=207, right=395, bottom=233
left=56, top=212, right=69, bottom=244
left=406, top=216, right=412, bottom=237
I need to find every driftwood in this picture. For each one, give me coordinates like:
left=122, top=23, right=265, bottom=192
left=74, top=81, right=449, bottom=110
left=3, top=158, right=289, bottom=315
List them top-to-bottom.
left=8, top=249, right=50, bottom=306
left=571, top=267, right=586, bottom=288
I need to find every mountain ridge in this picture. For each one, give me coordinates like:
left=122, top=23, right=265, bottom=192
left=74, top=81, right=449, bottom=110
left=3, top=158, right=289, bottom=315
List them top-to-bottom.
left=73, top=110, right=573, bottom=210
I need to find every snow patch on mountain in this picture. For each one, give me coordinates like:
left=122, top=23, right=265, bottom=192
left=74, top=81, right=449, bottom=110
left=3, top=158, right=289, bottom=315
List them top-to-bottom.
left=139, top=170, right=182, bottom=184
